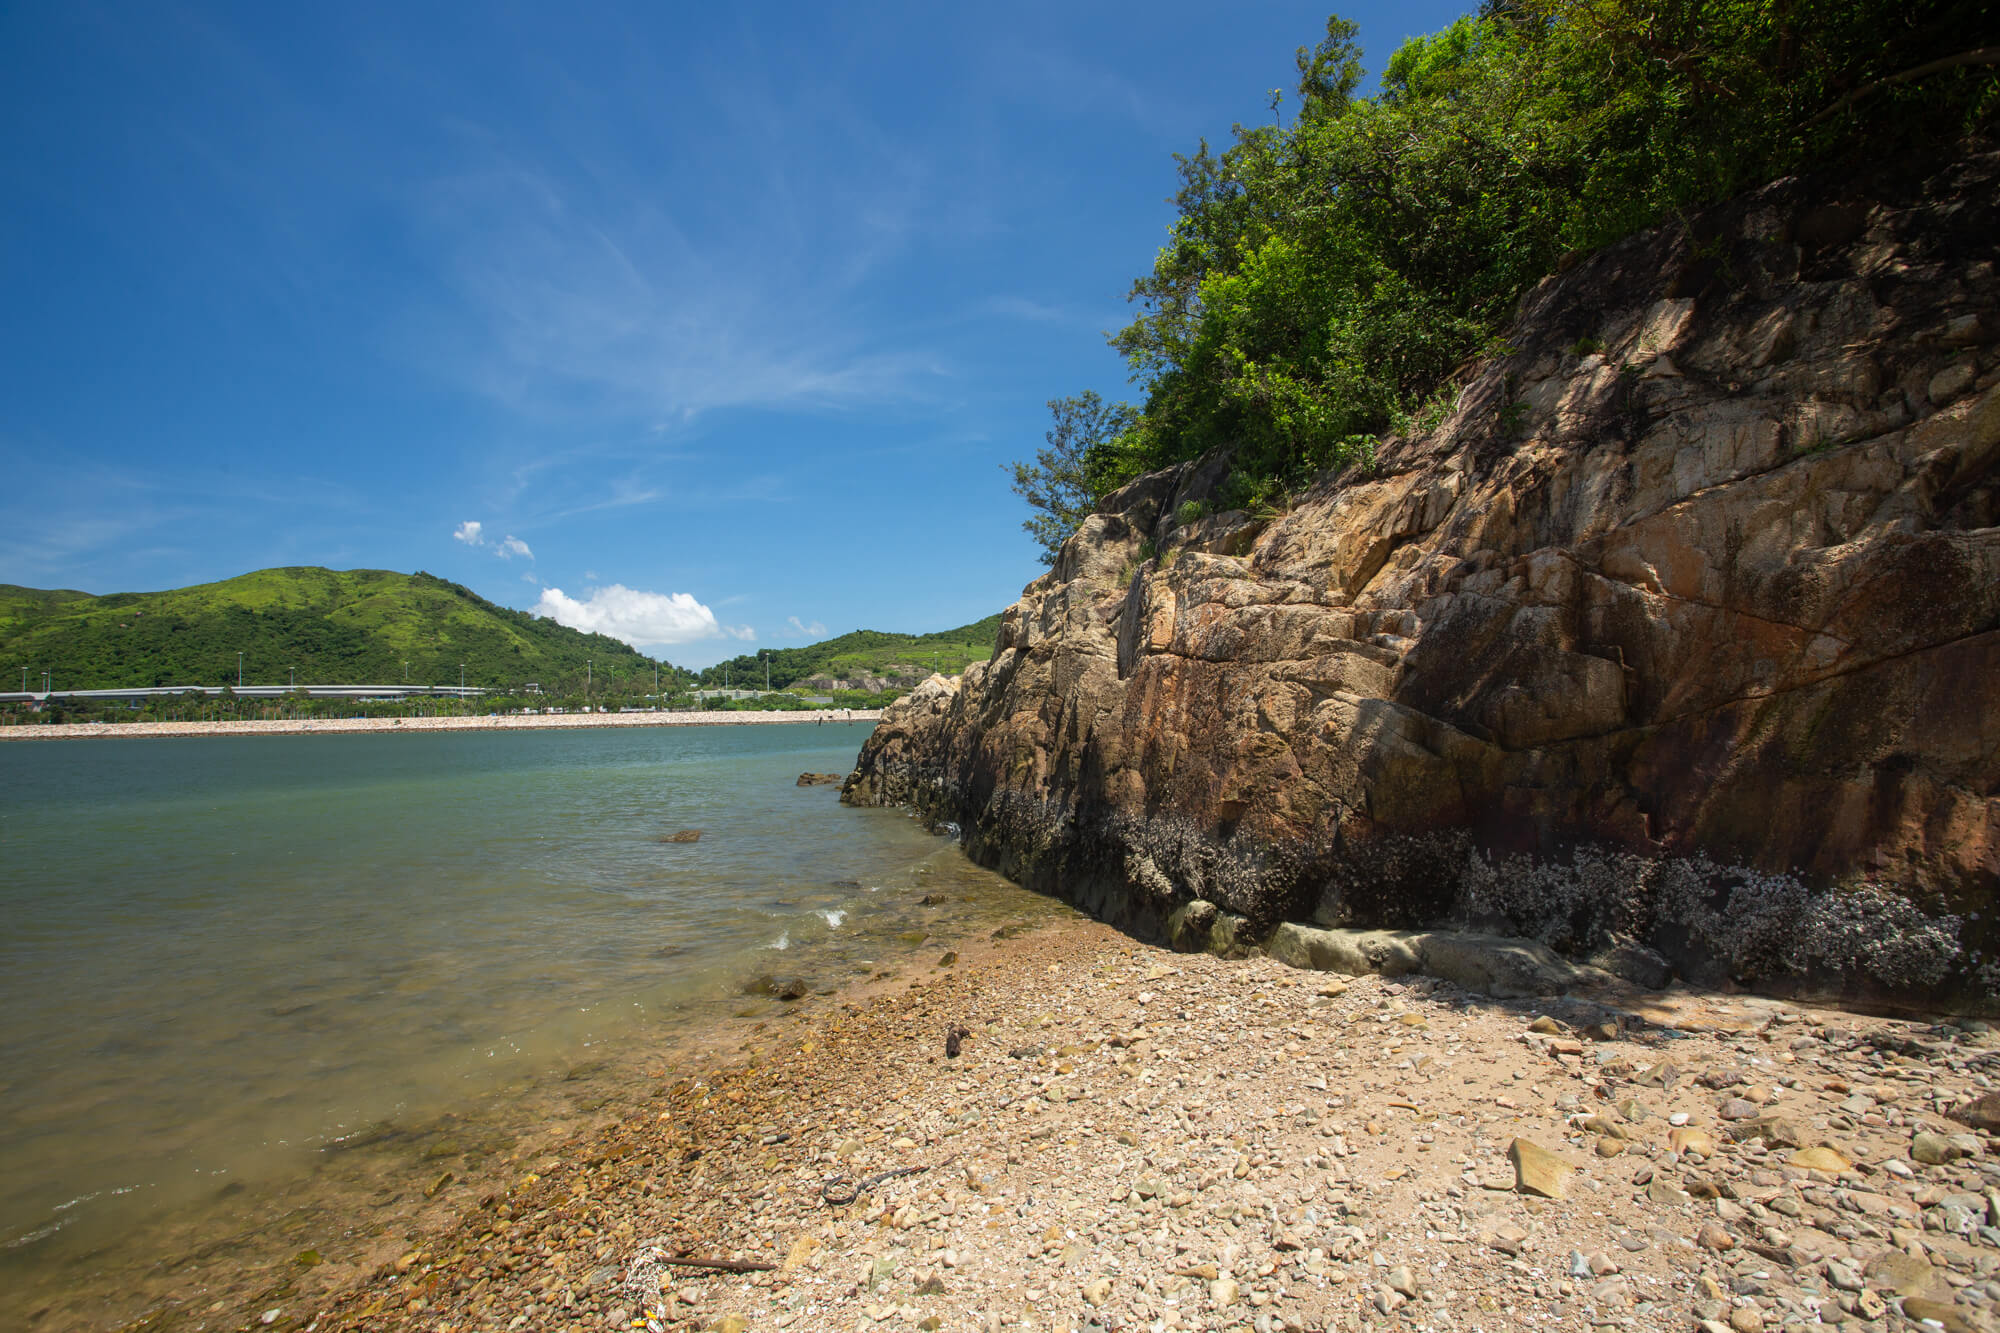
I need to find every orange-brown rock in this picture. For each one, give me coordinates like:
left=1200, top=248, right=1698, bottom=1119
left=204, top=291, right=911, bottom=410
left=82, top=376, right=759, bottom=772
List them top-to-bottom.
left=847, top=153, right=1999, bottom=1008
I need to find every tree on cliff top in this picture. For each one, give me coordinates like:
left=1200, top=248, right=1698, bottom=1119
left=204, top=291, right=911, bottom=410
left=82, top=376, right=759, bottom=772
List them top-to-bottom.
left=1007, top=1, right=1998, bottom=553
left=1008, top=392, right=1137, bottom=566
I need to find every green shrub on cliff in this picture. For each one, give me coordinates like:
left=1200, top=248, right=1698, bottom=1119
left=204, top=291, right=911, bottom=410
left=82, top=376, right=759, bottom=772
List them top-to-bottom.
left=1013, top=0, right=1997, bottom=561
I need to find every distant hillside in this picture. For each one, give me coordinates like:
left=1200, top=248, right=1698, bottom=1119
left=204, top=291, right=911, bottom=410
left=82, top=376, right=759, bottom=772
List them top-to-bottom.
left=0, top=568, right=674, bottom=694
left=697, top=613, right=1003, bottom=691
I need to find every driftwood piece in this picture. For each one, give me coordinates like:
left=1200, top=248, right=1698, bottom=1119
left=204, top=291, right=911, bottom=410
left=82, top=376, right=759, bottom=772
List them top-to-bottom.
left=656, top=1253, right=777, bottom=1274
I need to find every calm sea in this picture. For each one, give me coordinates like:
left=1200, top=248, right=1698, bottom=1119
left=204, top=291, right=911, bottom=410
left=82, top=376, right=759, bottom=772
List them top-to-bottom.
left=0, top=724, right=1065, bottom=1331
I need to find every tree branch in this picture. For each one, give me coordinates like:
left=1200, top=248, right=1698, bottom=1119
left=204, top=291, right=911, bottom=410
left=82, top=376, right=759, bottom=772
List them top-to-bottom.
left=1804, top=48, right=2000, bottom=127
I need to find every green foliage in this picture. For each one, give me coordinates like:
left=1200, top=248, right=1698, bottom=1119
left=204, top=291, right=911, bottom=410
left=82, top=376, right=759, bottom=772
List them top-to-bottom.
left=1007, top=1, right=1995, bottom=549
left=1007, top=392, right=1139, bottom=566
left=1174, top=498, right=1212, bottom=527
left=0, top=568, right=689, bottom=698
left=695, top=614, right=1003, bottom=691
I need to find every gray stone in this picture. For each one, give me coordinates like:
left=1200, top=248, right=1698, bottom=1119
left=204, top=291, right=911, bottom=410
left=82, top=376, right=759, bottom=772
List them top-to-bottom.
left=1931, top=360, right=1977, bottom=404
left=1262, top=923, right=1583, bottom=998
left=1913, top=1131, right=1959, bottom=1166
left=1862, top=1248, right=1939, bottom=1299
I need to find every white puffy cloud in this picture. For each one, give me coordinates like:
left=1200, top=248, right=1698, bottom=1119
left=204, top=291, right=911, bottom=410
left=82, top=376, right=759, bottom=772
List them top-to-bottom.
left=452, top=520, right=485, bottom=546
left=498, top=534, right=533, bottom=560
left=531, top=584, right=724, bottom=647
left=786, top=616, right=827, bottom=638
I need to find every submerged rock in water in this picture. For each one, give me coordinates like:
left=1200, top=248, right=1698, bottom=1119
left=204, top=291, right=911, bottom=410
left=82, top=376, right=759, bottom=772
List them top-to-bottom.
left=797, top=772, right=843, bottom=786
left=660, top=830, right=702, bottom=843
left=743, top=974, right=809, bottom=1000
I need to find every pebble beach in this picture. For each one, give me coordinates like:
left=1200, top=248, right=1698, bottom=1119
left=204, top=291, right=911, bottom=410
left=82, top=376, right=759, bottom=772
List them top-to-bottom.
left=226, top=917, right=2000, bottom=1333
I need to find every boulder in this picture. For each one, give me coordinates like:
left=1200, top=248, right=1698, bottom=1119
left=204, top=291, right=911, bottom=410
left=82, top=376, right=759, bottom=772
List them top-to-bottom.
left=797, top=772, right=843, bottom=786
left=660, top=830, right=701, bottom=844
left=1166, top=900, right=1219, bottom=954
left=1264, top=923, right=1415, bottom=976
left=1262, top=924, right=1582, bottom=998
left=1416, top=931, right=1585, bottom=998
left=743, top=974, right=809, bottom=1001
left=1951, top=1091, right=2000, bottom=1131
left=1912, top=1130, right=1962, bottom=1165
left=1788, top=1146, right=1851, bottom=1175
left=1862, top=1248, right=1944, bottom=1300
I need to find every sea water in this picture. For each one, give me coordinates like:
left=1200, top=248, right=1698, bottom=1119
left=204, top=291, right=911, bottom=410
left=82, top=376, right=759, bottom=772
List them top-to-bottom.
left=0, top=724, right=1065, bottom=1330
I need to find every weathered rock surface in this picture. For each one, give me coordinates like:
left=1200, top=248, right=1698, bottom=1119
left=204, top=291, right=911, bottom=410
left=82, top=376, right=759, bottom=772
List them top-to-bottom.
left=846, top=152, right=2000, bottom=1008
left=1263, top=923, right=1587, bottom=998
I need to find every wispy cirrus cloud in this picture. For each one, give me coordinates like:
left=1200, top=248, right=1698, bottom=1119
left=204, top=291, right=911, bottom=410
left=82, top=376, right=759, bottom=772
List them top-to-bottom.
left=985, top=39, right=1179, bottom=136
left=407, top=110, right=951, bottom=431
left=0, top=443, right=374, bottom=589
left=785, top=615, right=827, bottom=638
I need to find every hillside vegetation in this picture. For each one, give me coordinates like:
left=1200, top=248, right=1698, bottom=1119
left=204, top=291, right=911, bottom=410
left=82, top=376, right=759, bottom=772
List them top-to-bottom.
left=1012, top=0, right=1998, bottom=555
left=2, top=567, right=1004, bottom=709
left=0, top=568, right=673, bottom=696
left=695, top=614, right=1004, bottom=691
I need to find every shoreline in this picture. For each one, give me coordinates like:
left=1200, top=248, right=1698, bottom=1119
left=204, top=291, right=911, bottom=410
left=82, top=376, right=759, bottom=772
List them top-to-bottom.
left=0, top=708, right=882, bottom=742
left=4, top=814, right=1053, bottom=1333
left=262, top=920, right=1996, bottom=1333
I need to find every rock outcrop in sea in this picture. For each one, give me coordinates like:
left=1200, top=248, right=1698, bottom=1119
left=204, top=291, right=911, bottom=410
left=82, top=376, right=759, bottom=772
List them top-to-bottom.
left=845, top=152, right=2000, bottom=1011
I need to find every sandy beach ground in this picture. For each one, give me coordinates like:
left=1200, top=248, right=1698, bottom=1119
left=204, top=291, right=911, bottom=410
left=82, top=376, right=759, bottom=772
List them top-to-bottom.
left=0, top=710, right=881, bottom=742
left=193, top=914, right=2000, bottom=1333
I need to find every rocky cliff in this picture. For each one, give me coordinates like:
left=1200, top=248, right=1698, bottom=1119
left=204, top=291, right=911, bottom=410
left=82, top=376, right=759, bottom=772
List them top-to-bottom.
left=846, top=152, right=2000, bottom=1010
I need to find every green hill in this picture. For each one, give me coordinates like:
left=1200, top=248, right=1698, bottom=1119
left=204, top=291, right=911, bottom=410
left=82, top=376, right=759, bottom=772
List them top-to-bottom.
left=0, top=567, right=674, bottom=696
left=696, top=614, right=1003, bottom=691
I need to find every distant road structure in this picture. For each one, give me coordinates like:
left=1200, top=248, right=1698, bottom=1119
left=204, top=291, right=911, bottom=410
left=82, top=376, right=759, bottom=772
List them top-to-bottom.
left=0, top=684, right=488, bottom=704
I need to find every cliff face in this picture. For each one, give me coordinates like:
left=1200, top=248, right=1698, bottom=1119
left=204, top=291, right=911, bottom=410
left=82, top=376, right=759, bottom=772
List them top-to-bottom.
left=846, top=153, right=2000, bottom=1008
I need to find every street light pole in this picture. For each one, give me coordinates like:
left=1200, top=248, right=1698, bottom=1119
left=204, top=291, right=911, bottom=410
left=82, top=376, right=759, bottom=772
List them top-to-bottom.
left=238, top=651, right=244, bottom=687
left=586, top=658, right=592, bottom=701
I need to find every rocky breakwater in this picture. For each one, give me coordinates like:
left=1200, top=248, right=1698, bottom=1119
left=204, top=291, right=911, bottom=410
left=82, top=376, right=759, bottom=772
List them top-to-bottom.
left=846, top=151, right=2000, bottom=1011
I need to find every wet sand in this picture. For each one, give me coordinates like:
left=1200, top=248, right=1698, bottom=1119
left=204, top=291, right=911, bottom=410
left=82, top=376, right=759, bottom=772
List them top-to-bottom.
left=0, top=709, right=881, bottom=742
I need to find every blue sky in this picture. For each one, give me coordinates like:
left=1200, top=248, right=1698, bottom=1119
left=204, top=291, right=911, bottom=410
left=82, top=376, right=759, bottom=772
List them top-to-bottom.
left=1, top=1, right=1470, bottom=668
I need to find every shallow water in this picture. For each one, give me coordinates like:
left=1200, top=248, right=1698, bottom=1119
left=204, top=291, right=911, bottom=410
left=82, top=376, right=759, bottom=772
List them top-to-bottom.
left=0, top=724, right=1066, bottom=1330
